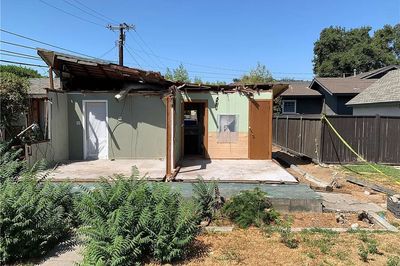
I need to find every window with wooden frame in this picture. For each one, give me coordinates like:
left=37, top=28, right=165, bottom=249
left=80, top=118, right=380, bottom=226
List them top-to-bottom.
left=27, top=98, right=51, bottom=142
left=282, top=100, right=296, bottom=114
left=217, top=114, right=239, bottom=143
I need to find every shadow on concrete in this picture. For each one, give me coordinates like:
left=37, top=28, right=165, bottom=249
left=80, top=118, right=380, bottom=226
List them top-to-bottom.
left=273, top=150, right=312, bottom=168
left=178, top=158, right=212, bottom=173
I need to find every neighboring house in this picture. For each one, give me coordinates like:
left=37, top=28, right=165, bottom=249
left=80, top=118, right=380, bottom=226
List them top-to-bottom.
left=27, top=49, right=288, bottom=176
left=279, top=65, right=399, bottom=115
left=346, top=69, right=400, bottom=116
left=309, top=77, right=377, bottom=115
left=280, top=81, right=322, bottom=114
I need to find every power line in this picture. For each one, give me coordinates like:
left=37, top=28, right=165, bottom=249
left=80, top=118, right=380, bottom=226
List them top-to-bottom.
left=38, top=0, right=105, bottom=28
left=62, top=0, right=111, bottom=24
left=71, top=0, right=119, bottom=24
left=0, top=29, right=98, bottom=59
left=132, top=30, right=167, bottom=69
left=127, top=31, right=163, bottom=69
left=0, top=40, right=37, bottom=50
left=125, top=43, right=158, bottom=69
left=98, top=44, right=117, bottom=59
left=124, top=45, right=142, bottom=68
left=0, top=49, right=41, bottom=59
left=0, top=53, right=42, bottom=61
left=0, top=59, right=48, bottom=68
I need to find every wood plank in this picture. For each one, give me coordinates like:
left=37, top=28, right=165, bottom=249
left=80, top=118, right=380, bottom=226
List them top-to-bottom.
left=166, top=97, right=172, bottom=177
left=207, top=132, right=248, bottom=159
left=346, top=176, right=398, bottom=195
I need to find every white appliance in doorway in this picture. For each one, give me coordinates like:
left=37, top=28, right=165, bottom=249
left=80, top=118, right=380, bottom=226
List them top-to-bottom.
left=83, top=100, right=108, bottom=159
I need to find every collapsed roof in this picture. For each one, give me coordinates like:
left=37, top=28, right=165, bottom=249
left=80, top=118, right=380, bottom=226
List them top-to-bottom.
left=37, top=48, right=288, bottom=96
left=37, top=49, right=172, bottom=87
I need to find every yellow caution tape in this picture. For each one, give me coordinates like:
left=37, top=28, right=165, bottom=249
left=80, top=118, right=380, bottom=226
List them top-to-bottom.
left=321, top=114, right=387, bottom=177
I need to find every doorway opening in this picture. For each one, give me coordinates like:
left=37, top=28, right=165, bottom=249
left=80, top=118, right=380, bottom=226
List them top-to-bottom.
left=183, top=102, right=207, bottom=158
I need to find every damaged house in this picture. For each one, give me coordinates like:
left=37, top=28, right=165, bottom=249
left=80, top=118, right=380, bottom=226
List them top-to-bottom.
left=26, top=49, right=291, bottom=182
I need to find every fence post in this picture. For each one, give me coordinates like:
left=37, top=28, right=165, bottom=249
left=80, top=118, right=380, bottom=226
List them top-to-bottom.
left=374, top=114, right=381, bottom=163
left=285, top=115, right=289, bottom=151
left=275, top=116, right=279, bottom=144
left=299, top=116, right=303, bottom=153
left=319, top=117, right=325, bottom=163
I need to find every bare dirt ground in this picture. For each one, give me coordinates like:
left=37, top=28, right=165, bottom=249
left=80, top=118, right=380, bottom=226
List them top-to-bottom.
left=272, top=146, right=397, bottom=206
left=288, top=212, right=379, bottom=229
left=146, top=229, right=400, bottom=266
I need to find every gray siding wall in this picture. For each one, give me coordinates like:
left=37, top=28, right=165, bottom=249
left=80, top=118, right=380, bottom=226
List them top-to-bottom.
left=312, top=83, right=355, bottom=115
left=26, top=91, right=69, bottom=166
left=67, top=93, right=166, bottom=160
left=282, top=96, right=323, bottom=114
left=336, top=96, right=354, bottom=115
left=352, top=103, right=400, bottom=116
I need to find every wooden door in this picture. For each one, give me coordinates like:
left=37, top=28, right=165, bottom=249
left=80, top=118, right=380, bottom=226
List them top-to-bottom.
left=249, top=100, right=272, bottom=159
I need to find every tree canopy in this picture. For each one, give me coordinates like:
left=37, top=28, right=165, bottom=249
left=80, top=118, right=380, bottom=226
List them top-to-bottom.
left=313, top=24, right=400, bottom=77
left=234, top=62, right=273, bottom=84
left=164, top=63, right=190, bottom=83
left=0, top=65, right=42, bottom=78
left=0, top=72, right=29, bottom=129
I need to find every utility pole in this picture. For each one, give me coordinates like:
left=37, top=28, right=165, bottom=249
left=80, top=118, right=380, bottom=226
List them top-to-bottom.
left=107, top=23, right=135, bottom=66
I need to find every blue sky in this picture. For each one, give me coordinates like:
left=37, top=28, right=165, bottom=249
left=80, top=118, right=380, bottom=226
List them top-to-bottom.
left=1, top=0, right=399, bottom=81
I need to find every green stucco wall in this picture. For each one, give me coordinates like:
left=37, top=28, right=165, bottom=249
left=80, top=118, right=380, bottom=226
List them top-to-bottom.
left=26, top=91, right=70, bottom=166
left=180, top=91, right=272, bottom=133
left=67, top=93, right=166, bottom=160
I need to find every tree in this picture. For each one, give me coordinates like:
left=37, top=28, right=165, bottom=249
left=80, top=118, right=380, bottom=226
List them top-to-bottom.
left=313, top=24, right=400, bottom=77
left=235, top=62, right=273, bottom=84
left=164, top=64, right=191, bottom=83
left=173, top=64, right=190, bottom=83
left=0, top=65, right=42, bottom=78
left=164, top=67, right=174, bottom=80
left=0, top=72, right=29, bottom=131
left=193, top=76, right=203, bottom=84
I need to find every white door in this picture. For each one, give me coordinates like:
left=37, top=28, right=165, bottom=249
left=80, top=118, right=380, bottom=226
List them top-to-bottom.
left=84, top=101, right=108, bottom=159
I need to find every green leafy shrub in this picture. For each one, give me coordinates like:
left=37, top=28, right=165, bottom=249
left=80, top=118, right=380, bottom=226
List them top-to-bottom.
left=0, top=142, right=47, bottom=183
left=0, top=143, right=25, bottom=182
left=76, top=175, right=200, bottom=265
left=192, top=176, right=221, bottom=221
left=0, top=177, right=74, bottom=264
left=222, top=188, right=279, bottom=228
left=277, top=219, right=299, bottom=249
left=359, top=232, right=380, bottom=255
left=358, top=244, right=369, bottom=262
left=387, top=256, right=400, bottom=266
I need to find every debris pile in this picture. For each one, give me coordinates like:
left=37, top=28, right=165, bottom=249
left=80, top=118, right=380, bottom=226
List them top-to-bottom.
left=387, top=194, right=400, bottom=218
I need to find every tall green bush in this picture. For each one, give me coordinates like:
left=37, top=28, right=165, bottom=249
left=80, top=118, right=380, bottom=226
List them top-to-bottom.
left=0, top=142, right=47, bottom=183
left=76, top=176, right=199, bottom=265
left=192, top=176, right=220, bottom=221
left=0, top=177, right=74, bottom=263
left=222, top=188, right=279, bottom=228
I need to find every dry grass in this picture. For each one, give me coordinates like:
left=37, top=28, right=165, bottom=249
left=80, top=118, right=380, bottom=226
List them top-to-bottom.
left=289, top=212, right=380, bottom=229
left=147, top=228, right=400, bottom=265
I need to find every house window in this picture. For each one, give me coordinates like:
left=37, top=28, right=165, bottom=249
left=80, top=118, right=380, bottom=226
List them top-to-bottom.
left=27, top=98, right=51, bottom=142
left=282, top=100, right=296, bottom=114
left=217, top=114, right=239, bottom=143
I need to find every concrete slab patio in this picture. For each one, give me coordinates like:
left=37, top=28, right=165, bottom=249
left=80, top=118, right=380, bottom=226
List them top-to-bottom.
left=48, top=159, right=165, bottom=182
left=176, top=159, right=298, bottom=183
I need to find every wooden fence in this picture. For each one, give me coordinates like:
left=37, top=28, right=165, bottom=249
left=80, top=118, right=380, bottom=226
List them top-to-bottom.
left=273, top=115, right=400, bottom=165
